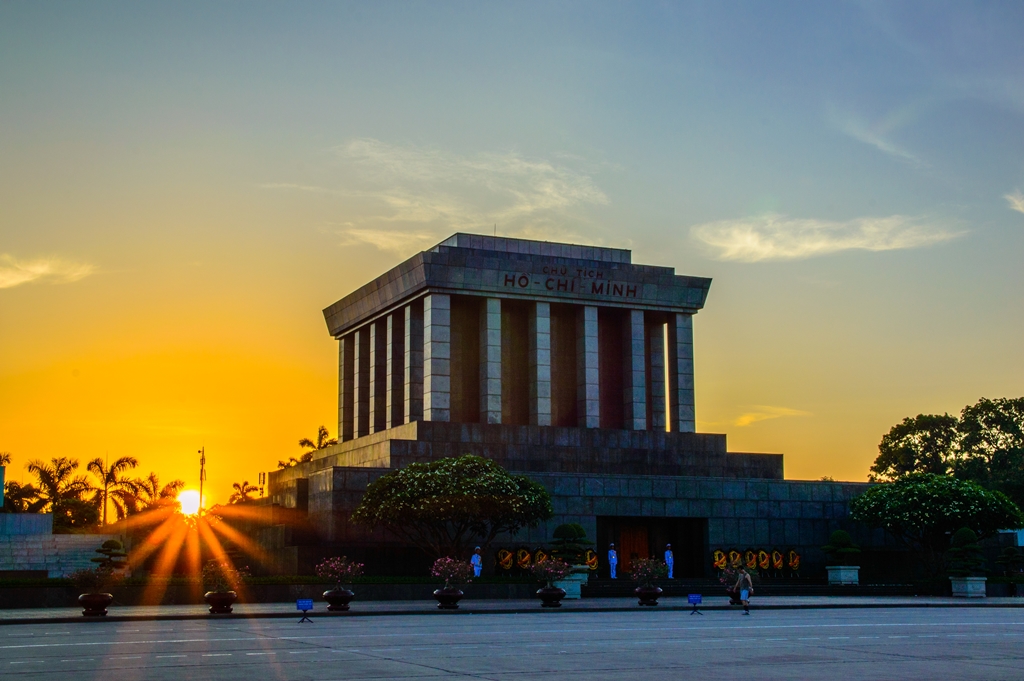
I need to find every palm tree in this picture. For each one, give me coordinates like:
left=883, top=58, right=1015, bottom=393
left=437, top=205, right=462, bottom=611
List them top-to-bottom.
left=279, top=425, right=339, bottom=468
left=299, top=425, right=338, bottom=453
left=0, top=452, right=11, bottom=466
left=87, top=455, right=140, bottom=525
left=26, top=457, right=93, bottom=511
left=127, top=472, right=185, bottom=514
left=228, top=480, right=259, bottom=504
left=3, top=481, right=45, bottom=513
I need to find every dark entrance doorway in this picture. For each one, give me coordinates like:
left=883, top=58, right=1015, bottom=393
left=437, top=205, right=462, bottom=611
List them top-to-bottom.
left=596, top=516, right=707, bottom=579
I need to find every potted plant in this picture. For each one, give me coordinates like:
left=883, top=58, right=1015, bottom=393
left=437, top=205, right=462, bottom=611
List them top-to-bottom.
left=548, top=523, right=593, bottom=599
left=947, top=527, right=987, bottom=598
left=822, top=530, right=861, bottom=585
left=72, top=539, right=129, bottom=617
left=316, top=556, right=364, bottom=611
left=430, top=557, right=474, bottom=610
left=531, top=558, right=573, bottom=608
left=630, top=558, right=668, bottom=606
left=202, top=560, right=249, bottom=614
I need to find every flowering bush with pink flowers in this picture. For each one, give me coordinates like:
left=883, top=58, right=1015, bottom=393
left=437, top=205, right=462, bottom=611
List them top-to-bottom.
left=315, top=556, right=365, bottom=588
left=430, top=557, right=475, bottom=588
left=530, top=558, right=573, bottom=587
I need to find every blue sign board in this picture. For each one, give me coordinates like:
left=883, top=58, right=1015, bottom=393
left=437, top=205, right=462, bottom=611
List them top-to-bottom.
left=687, top=594, right=702, bottom=605
left=296, top=598, right=314, bottom=611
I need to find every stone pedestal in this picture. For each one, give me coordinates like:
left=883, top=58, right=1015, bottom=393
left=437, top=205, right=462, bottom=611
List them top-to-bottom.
left=553, top=565, right=590, bottom=599
left=826, top=565, right=860, bottom=585
left=951, top=576, right=987, bottom=598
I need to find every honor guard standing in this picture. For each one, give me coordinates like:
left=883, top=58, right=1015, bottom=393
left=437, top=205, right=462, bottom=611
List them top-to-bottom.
left=608, top=543, right=618, bottom=579
left=664, top=544, right=674, bottom=579
left=470, top=547, right=483, bottom=577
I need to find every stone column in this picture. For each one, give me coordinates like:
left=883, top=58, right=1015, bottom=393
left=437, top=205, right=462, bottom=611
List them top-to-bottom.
left=423, top=293, right=451, bottom=422
left=479, top=297, right=502, bottom=424
left=404, top=301, right=424, bottom=424
left=529, top=302, right=552, bottom=426
left=576, top=305, right=600, bottom=428
left=623, top=309, right=647, bottom=431
left=386, top=312, right=406, bottom=429
left=667, top=312, right=695, bottom=433
left=646, top=316, right=666, bottom=432
left=369, top=321, right=388, bottom=433
left=354, top=326, right=371, bottom=438
left=338, top=334, right=355, bottom=442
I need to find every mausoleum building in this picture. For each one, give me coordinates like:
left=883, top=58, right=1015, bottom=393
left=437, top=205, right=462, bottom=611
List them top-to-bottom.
left=264, top=234, right=880, bottom=578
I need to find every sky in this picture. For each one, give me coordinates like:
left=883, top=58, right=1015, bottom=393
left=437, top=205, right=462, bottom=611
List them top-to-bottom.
left=1, top=1, right=1022, bottom=504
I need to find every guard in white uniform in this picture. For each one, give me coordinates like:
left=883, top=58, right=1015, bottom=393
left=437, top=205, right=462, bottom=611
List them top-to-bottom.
left=608, top=543, right=618, bottom=579
left=664, top=543, right=674, bottom=579
left=470, top=547, right=483, bottom=577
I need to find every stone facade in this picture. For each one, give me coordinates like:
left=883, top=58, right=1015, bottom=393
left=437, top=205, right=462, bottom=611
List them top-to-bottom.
left=263, top=234, right=883, bottom=578
left=0, top=514, right=121, bottom=578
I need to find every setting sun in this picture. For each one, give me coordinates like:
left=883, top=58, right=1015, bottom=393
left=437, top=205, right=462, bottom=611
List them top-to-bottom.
left=177, top=490, right=201, bottom=516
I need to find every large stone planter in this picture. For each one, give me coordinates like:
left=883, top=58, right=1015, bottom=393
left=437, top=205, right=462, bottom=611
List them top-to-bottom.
left=553, top=565, right=590, bottom=599
left=826, top=565, right=860, bottom=585
left=951, top=576, right=987, bottom=598
left=536, top=586, right=566, bottom=608
left=433, top=587, right=464, bottom=610
left=323, top=588, right=355, bottom=611
left=204, top=591, right=237, bottom=614
left=78, top=593, right=114, bottom=617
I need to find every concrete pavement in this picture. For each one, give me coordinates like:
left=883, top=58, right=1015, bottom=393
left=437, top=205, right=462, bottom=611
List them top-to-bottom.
left=0, top=595, right=1020, bottom=625
left=2, top=606, right=1024, bottom=680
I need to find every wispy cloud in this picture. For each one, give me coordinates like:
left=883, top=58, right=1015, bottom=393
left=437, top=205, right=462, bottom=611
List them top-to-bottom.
left=829, top=106, right=928, bottom=167
left=265, top=139, right=610, bottom=255
left=1005, top=190, right=1024, bottom=215
left=691, top=213, right=962, bottom=262
left=0, top=255, right=95, bottom=289
left=734, top=406, right=811, bottom=428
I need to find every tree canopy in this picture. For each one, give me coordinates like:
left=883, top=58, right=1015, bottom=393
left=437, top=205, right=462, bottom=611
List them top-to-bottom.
left=869, top=397, right=1024, bottom=510
left=351, top=454, right=553, bottom=559
left=850, top=473, right=1024, bottom=575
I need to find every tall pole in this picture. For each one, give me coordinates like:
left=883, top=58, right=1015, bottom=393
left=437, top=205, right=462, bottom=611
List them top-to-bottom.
left=198, top=447, right=206, bottom=514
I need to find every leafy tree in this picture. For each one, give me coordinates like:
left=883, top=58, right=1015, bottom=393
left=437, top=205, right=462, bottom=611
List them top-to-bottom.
left=955, top=398, right=1024, bottom=507
left=869, top=414, right=959, bottom=481
left=279, top=425, right=339, bottom=469
left=352, top=454, right=553, bottom=560
left=87, top=456, right=140, bottom=525
left=26, top=457, right=93, bottom=512
left=127, top=472, right=186, bottom=514
left=850, top=473, right=1024, bottom=576
left=228, top=480, right=259, bottom=504
left=3, top=481, right=45, bottom=513
left=52, top=498, right=100, bottom=532
left=549, top=523, right=593, bottom=564
left=945, top=527, right=985, bottom=577
left=821, top=530, right=861, bottom=565
left=91, top=539, right=129, bottom=572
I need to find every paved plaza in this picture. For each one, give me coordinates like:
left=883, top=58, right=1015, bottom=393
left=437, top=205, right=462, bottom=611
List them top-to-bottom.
left=2, top=606, right=1023, bottom=680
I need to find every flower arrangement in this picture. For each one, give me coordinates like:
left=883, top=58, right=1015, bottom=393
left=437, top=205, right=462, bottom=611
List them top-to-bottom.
left=496, top=548, right=514, bottom=571
left=516, top=548, right=532, bottom=570
left=712, top=549, right=727, bottom=570
left=316, top=556, right=365, bottom=588
left=430, top=556, right=475, bottom=589
left=530, top=558, right=573, bottom=587
left=629, top=558, right=668, bottom=588
left=201, top=560, right=249, bottom=593
left=70, top=567, right=122, bottom=593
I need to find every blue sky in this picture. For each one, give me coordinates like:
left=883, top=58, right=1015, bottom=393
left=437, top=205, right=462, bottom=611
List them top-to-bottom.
left=1, top=1, right=1022, bottom=493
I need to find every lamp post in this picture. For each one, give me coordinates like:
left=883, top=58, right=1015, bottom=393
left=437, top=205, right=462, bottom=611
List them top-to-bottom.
left=198, top=447, right=206, bottom=514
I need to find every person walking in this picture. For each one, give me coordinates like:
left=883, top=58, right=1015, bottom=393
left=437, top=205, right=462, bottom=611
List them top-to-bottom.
left=608, top=543, right=618, bottom=579
left=664, top=544, right=674, bottom=579
left=470, top=547, right=483, bottom=578
left=734, top=566, right=754, bottom=615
